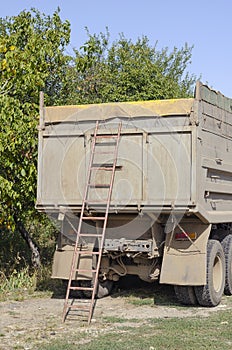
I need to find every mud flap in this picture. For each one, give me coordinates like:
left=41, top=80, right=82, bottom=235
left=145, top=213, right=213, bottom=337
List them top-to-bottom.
left=160, top=223, right=211, bottom=286
left=52, top=244, right=94, bottom=280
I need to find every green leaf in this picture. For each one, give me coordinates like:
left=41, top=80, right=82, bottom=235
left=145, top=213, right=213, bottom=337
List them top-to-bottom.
left=20, top=169, right=26, bottom=177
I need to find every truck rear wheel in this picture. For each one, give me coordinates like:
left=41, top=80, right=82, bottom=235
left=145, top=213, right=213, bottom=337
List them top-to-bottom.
left=221, top=235, right=232, bottom=295
left=195, top=240, right=225, bottom=306
left=80, top=279, right=113, bottom=299
left=174, top=286, right=198, bottom=305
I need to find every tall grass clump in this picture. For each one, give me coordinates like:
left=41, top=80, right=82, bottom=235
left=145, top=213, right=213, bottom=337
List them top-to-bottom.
left=0, top=267, right=37, bottom=301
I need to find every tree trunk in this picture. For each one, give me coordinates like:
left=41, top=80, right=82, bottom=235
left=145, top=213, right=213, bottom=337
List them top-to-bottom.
left=14, top=215, right=41, bottom=268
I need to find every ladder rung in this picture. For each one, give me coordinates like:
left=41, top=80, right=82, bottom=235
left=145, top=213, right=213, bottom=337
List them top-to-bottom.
left=96, top=135, right=117, bottom=139
left=95, top=142, right=116, bottom=146
left=93, top=151, right=115, bottom=155
left=84, top=199, right=107, bottom=203
left=82, top=216, right=106, bottom=220
left=79, top=233, right=103, bottom=237
left=77, top=251, right=100, bottom=255
left=76, top=268, right=97, bottom=273
left=70, top=286, right=94, bottom=291
left=67, top=305, right=90, bottom=310
left=71, top=308, right=89, bottom=312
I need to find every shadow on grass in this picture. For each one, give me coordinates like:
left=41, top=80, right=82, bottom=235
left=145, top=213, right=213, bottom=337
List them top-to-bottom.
left=37, top=267, right=200, bottom=310
left=36, top=273, right=67, bottom=299
left=44, top=274, right=181, bottom=307
left=111, top=276, right=179, bottom=307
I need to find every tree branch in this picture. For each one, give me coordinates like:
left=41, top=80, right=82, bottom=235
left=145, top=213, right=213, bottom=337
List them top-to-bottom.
left=13, top=214, right=41, bottom=268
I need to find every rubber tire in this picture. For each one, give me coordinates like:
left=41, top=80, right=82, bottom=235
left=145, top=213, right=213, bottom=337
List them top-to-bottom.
left=221, top=235, right=232, bottom=295
left=194, top=240, right=225, bottom=307
left=80, top=279, right=113, bottom=299
left=97, top=280, right=114, bottom=299
left=174, top=285, right=198, bottom=306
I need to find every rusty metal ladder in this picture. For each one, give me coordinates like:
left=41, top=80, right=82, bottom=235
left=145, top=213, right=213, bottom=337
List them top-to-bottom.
left=62, top=120, right=122, bottom=324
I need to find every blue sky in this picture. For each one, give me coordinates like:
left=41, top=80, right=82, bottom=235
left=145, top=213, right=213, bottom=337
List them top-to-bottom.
left=1, top=0, right=232, bottom=97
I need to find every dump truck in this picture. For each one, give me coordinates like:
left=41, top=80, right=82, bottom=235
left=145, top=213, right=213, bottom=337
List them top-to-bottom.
left=36, top=82, right=232, bottom=308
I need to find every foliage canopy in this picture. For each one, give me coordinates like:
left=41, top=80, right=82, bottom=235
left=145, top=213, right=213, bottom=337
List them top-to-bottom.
left=0, top=9, right=196, bottom=270
left=0, top=9, right=71, bottom=268
left=71, top=29, right=196, bottom=104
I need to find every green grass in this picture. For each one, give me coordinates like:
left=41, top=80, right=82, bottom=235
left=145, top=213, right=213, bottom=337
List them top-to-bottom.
left=0, top=265, right=61, bottom=301
left=0, top=267, right=37, bottom=301
left=1, top=272, right=232, bottom=350
left=113, top=283, right=177, bottom=308
left=126, top=295, right=155, bottom=306
left=37, top=309, right=232, bottom=350
left=101, top=316, right=130, bottom=323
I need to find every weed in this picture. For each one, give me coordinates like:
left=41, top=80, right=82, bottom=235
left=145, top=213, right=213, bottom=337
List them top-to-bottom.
left=0, top=265, right=59, bottom=301
left=0, top=267, right=37, bottom=301
left=126, top=295, right=155, bottom=306
left=38, top=309, right=232, bottom=350
left=102, top=316, right=130, bottom=323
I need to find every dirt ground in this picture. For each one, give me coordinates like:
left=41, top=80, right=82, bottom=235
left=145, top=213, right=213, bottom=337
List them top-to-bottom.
left=1, top=283, right=232, bottom=350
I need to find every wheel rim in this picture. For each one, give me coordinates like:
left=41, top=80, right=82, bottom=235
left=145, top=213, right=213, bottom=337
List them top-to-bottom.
left=213, top=254, right=223, bottom=292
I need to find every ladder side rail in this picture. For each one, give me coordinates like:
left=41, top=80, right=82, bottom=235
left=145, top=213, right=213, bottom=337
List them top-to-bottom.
left=79, top=120, right=99, bottom=222
left=63, top=121, right=99, bottom=321
left=99, top=122, right=122, bottom=246
left=102, top=122, right=122, bottom=234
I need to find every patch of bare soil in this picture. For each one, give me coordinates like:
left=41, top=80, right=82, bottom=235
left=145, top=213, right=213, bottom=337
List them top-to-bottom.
left=0, top=283, right=232, bottom=350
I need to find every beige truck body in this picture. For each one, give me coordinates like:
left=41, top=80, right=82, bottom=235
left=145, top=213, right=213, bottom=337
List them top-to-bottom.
left=36, top=82, right=232, bottom=287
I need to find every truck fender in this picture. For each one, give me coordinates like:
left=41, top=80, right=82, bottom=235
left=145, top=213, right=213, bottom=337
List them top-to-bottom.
left=160, top=223, right=211, bottom=286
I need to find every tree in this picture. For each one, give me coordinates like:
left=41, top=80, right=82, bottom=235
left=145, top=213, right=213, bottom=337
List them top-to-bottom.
left=0, top=9, right=70, bottom=268
left=0, top=12, right=197, bottom=272
left=70, top=29, right=196, bottom=104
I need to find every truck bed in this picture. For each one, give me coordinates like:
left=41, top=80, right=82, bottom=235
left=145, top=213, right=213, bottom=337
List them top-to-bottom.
left=36, top=82, right=232, bottom=224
